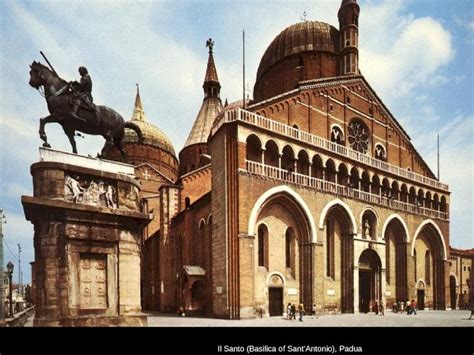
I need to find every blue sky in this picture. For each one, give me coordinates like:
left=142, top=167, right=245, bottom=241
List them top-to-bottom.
left=1, top=0, right=473, bottom=283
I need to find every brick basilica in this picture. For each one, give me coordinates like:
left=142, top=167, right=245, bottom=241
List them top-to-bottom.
left=104, top=0, right=473, bottom=319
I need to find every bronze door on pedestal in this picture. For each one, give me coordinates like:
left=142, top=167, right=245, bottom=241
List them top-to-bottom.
left=80, top=254, right=107, bottom=309
left=268, top=287, right=283, bottom=316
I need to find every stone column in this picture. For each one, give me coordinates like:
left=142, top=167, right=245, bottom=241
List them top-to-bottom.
left=22, top=148, right=152, bottom=326
left=238, top=234, right=256, bottom=319
left=406, top=242, right=416, bottom=301
left=353, top=265, right=359, bottom=313
left=381, top=268, right=387, bottom=306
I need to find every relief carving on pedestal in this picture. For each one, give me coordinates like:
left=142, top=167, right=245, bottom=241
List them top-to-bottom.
left=65, top=174, right=117, bottom=209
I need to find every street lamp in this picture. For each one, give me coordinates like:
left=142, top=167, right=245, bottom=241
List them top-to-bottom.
left=0, top=210, right=6, bottom=324
left=6, top=262, right=14, bottom=317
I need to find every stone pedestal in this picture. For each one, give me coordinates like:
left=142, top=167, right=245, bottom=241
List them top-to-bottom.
left=22, top=148, right=152, bottom=326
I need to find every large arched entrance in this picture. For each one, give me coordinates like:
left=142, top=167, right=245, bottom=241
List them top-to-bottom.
left=251, top=188, right=314, bottom=314
left=322, top=203, right=356, bottom=313
left=383, top=217, right=408, bottom=305
left=412, top=222, right=446, bottom=310
left=358, top=249, right=382, bottom=313
left=449, top=275, right=457, bottom=310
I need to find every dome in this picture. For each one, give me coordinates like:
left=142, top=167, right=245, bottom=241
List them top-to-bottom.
left=256, top=21, right=339, bottom=80
left=123, top=88, right=176, bottom=156
left=124, top=120, right=176, bottom=156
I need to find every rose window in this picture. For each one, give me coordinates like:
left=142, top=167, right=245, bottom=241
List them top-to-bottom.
left=348, top=121, right=369, bottom=154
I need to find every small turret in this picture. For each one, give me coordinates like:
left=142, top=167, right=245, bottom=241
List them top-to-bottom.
left=338, top=0, right=360, bottom=75
left=179, top=39, right=223, bottom=175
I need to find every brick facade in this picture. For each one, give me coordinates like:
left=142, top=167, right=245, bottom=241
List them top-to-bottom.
left=120, top=0, right=469, bottom=319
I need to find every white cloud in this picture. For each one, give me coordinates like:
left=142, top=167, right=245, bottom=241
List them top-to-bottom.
left=360, top=15, right=454, bottom=102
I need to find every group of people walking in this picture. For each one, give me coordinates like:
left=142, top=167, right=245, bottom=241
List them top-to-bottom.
left=392, top=299, right=418, bottom=315
left=286, top=302, right=317, bottom=321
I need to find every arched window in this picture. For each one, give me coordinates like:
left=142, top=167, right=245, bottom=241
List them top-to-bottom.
left=348, top=119, right=370, bottom=154
left=331, top=126, right=344, bottom=145
left=246, top=134, right=262, bottom=162
left=264, top=140, right=279, bottom=168
left=374, top=144, right=386, bottom=161
left=281, top=145, right=295, bottom=172
left=297, top=150, right=310, bottom=175
left=311, top=155, right=324, bottom=179
left=325, top=159, right=336, bottom=183
left=338, top=163, right=349, bottom=186
left=350, top=167, right=359, bottom=189
left=440, top=196, right=447, bottom=213
left=326, top=219, right=335, bottom=278
left=198, top=220, right=205, bottom=266
left=258, top=225, right=268, bottom=268
left=285, top=228, right=293, bottom=268
left=425, top=250, right=431, bottom=286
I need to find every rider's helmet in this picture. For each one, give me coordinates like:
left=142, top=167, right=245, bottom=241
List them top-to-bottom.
left=78, top=66, right=88, bottom=75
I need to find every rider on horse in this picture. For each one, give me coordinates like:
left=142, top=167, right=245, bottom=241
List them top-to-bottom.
left=69, top=66, right=100, bottom=125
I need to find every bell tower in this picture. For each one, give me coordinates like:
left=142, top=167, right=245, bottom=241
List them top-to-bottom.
left=338, top=0, right=360, bottom=75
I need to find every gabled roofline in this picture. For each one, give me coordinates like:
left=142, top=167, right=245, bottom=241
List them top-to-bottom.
left=248, top=74, right=438, bottom=180
left=135, top=162, right=175, bottom=184
left=179, top=163, right=212, bottom=181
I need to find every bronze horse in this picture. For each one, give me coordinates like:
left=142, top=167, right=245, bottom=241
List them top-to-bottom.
left=28, top=61, right=142, bottom=161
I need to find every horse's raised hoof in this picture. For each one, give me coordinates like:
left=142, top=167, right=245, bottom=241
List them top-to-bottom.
left=42, top=143, right=51, bottom=148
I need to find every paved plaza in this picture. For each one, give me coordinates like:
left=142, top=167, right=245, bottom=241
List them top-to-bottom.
left=23, top=310, right=473, bottom=327
left=146, top=310, right=473, bottom=327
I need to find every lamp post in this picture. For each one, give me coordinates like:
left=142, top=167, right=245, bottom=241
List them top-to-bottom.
left=0, top=210, right=6, bottom=325
left=6, top=262, right=14, bottom=317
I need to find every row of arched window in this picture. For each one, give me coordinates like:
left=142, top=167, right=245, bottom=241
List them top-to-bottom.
left=246, top=134, right=448, bottom=212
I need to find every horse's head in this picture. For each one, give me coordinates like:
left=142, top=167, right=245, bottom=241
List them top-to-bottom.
left=29, top=61, right=51, bottom=89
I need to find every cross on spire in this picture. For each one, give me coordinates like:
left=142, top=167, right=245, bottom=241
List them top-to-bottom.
left=206, top=38, right=214, bottom=54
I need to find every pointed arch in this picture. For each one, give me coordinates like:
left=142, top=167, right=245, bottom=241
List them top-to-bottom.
left=248, top=185, right=317, bottom=243
left=318, top=199, right=357, bottom=233
left=381, top=214, right=409, bottom=242
left=411, top=220, right=447, bottom=260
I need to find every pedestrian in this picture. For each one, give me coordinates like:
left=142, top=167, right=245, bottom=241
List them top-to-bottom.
left=410, top=299, right=417, bottom=315
left=374, top=300, right=379, bottom=315
left=379, top=300, right=385, bottom=316
left=287, top=302, right=292, bottom=320
left=291, top=303, right=296, bottom=320
left=298, top=303, right=305, bottom=322
left=312, top=303, right=317, bottom=319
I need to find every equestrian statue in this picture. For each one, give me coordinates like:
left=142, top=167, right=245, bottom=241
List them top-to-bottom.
left=28, top=54, right=142, bottom=162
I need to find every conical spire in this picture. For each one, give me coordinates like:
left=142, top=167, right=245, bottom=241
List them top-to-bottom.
left=203, top=38, right=220, bottom=97
left=183, top=39, right=223, bottom=148
left=132, top=83, right=146, bottom=121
